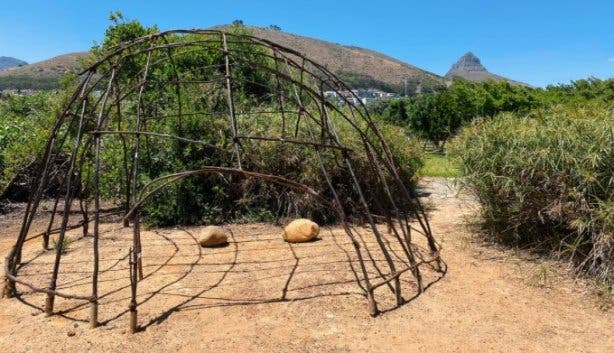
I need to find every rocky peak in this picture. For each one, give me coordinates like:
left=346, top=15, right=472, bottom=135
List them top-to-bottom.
left=447, top=52, right=486, bottom=74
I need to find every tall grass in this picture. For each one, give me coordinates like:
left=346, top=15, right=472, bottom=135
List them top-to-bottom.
left=450, top=105, right=613, bottom=284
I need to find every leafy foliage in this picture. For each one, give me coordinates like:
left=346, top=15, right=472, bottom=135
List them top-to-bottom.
left=79, top=17, right=423, bottom=226
left=0, top=75, right=62, bottom=90
left=381, top=78, right=614, bottom=147
left=0, top=93, right=62, bottom=200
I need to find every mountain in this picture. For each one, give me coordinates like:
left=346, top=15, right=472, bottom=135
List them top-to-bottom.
left=1, top=26, right=446, bottom=92
left=240, top=26, right=446, bottom=93
left=0, top=52, right=89, bottom=90
left=445, top=52, right=527, bottom=85
left=0, top=56, right=28, bottom=70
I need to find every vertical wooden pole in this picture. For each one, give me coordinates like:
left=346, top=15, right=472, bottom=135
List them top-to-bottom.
left=221, top=32, right=243, bottom=170
left=126, top=36, right=151, bottom=316
left=131, top=48, right=152, bottom=281
left=272, top=51, right=287, bottom=139
left=90, top=69, right=114, bottom=328
left=111, top=77, right=131, bottom=228
left=46, top=96, right=89, bottom=316
left=90, top=134, right=100, bottom=328
left=43, top=196, right=61, bottom=250
left=80, top=198, right=89, bottom=237
left=129, top=210, right=140, bottom=333
left=129, top=247, right=137, bottom=333
left=367, top=289, right=378, bottom=317
left=90, top=301, right=98, bottom=328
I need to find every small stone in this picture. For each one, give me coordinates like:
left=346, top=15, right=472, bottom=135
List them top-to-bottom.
left=282, top=219, right=320, bottom=243
left=198, top=226, right=229, bottom=247
left=67, top=330, right=76, bottom=337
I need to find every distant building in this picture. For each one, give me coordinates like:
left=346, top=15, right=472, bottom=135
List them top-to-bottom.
left=0, top=88, right=36, bottom=96
left=324, top=88, right=396, bottom=106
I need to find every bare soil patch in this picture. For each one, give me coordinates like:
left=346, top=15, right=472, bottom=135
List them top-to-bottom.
left=0, top=178, right=611, bottom=352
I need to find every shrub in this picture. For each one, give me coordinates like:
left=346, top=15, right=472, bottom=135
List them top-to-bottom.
left=2, top=18, right=424, bottom=228
left=83, top=18, right=424, bottom=227
left=380, top=78, right=614, bottom=149
left=0, top=93, right=62, bottom=201
left=450, top=105, right=613, bottom=284
left=140, top=109, right=423, bottom=226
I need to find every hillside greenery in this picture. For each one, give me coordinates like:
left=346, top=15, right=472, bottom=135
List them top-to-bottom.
left=335, top=70, right=402, bottom=94
left=0, top=75, right=63, bottom=91
left=379, top=78, right=614, bottom=148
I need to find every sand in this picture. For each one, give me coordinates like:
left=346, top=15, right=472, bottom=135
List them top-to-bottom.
left=0, top=177, right=611, bottom=353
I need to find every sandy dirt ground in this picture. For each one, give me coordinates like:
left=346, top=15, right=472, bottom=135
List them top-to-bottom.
left=0, top=177, right=611, bottom=353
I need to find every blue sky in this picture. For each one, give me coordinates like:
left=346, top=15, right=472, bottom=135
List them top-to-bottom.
left=1, top=0, right=612, bottom=87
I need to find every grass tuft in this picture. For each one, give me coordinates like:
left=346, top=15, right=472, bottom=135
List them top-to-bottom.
left=419, top=153, right=460, bottom=178
left=53, top=237, right=72, bottom=254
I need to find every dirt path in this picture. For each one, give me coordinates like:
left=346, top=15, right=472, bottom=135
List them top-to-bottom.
left=0, top=178, right=611, bottom=353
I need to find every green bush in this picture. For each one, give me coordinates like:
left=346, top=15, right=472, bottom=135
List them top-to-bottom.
left=1, top=17, right=423, bottom=227
left=82, top=17, right=424, bottom=227
left=380, top=78, right=614, bottom=149
left=0, top=93, right=61, bottom=200
left=450, top=105, right=613, bottom=284
left=139, top=108, right=423, bottom=226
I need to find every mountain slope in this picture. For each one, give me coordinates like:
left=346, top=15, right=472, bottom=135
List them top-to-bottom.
left=242, top=26, right=446, bottom=93
left=0, top=27, right=447, bottom=93
left=0, top=52, right=89, bottom=90
left=445, top=52, right=527, bottom=85
left=0, top=57, right=28, bottom=70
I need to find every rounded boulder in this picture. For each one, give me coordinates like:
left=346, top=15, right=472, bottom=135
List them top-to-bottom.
left=282, top=219, right=320, bottom=243
left=199, top=226, right=229, bottom=247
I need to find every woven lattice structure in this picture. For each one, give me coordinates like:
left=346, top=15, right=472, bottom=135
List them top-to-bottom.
left=3, top=29, right=443, bottom=332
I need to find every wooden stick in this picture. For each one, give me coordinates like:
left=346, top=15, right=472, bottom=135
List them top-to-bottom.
left=222, top=32, right=243, bottom=170
left=131, top=47, right=153, bottom=281
left=91, top=68, right=115, bottom=328
left=46, top=94, right=90, bottom=315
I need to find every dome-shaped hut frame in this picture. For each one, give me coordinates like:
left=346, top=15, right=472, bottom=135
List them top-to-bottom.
left=3, top=29, right=443, bottom=332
